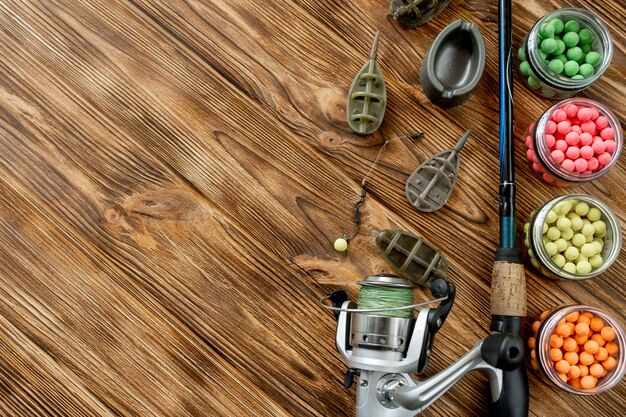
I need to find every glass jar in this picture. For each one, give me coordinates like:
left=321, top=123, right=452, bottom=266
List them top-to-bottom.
left=389, top=0, right=451, bottom=28
left=517, top=8, right=613, bottom=99
left=524, top=98, right=623, bottom=186
left=523, top=194, right=621, bottom=280
left=529, top=305, right=626, bottom=394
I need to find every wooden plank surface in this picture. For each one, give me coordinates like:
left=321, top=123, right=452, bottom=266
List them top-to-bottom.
left=0, top=0, right=624, bottom=415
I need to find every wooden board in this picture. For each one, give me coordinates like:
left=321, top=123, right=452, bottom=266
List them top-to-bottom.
left=0, top=0, right=624, bottom=415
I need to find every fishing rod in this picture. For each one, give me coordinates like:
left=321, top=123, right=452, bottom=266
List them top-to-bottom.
left=488, top=0, right=529, bottom=415
left=321, top=1, right=530, bottom=415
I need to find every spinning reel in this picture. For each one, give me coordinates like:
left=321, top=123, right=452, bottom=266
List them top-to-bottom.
left=321, top=275, right=524, bottom=417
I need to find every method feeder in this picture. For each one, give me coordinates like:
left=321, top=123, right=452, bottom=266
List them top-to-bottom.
left=322, top=0, right=529, bottom=414
left=347, top=31, right=387, bottom=135
left=405, top=129, right=470, bottom=213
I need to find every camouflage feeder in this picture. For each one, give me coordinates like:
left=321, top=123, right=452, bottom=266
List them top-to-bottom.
left=389, top=0, right=452, bottom=28
left=346, top=31, right=387, bottom=135
left=405, top=130, right=470, bottom=212
left=375, top=229, right=448, bottom=287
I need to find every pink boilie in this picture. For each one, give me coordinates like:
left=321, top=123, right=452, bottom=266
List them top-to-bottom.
left=565, top=104, right=579, bottom=118
left=577, top=107, right=593, bottom=122
left=553, top=109, right=568, bottom=122
left=595, top=116, right=608, bottom=130
left=557, top=121, right=571, bottom=135
left=581, top=121, right=596, bottom=134
left=600, top=127, right=615, bottom=141
left=565, top=131, right=580, bottom=145
left=579, top=133, right=593, bottom=146
left=555, top=140, right=568, bottom=152
left=592, top=140, right=606, bottom=154
left=605, top=140, right=617, bottom=153
left=566, top=146, right=580, bottom=160
left=580, top=146, right=594, bottom=160
left=551, top=149, right=565, bottom=163
left=597, top=152, right=612, bottom=165
left=574, top=158, right=588, bottom=172
left=561, top=159, right=575, bottom=172
left=542, top=172, right=555, bottom=183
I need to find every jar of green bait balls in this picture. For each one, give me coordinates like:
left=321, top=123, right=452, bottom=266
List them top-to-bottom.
left=518, top=8, right=613, bottom=99
left=524, top=195, right=622, bottom=280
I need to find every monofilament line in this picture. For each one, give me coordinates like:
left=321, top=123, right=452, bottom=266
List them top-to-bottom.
left=333, top=132, right=424, bottom=252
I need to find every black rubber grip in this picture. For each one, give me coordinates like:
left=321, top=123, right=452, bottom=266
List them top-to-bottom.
left=489, top=316, right=529, bottom=417
left=489, top=365, right=529, bottom=417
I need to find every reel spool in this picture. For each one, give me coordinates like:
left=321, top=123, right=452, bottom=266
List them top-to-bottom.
left=321, top=274, right=455, bottom=380
left=353, top=276, right=416, bottom=355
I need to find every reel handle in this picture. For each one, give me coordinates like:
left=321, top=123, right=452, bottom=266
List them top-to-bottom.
left=417, top=279, right=456, bottom=373
left=328, top=290, right=348, bottom=320
left=480, top=333, right=523, bottom=371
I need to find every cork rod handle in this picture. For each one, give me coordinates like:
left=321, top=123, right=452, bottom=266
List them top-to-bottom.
left=491, top=261, right=526, bottom=317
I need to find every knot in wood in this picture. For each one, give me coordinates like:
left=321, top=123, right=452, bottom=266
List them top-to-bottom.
left=316, top=88, right=347, bottom=125
left=319, top=132, right=343, bottom=148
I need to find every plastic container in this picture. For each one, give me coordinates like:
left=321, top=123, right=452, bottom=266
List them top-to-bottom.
left=389, top=0, right=451, bottom=28
left=517, top=8, right=613, bottom=99
left=524, top=98, right=623, bottom=186
left=523, top=194, right=621, bottom=280
left=529, top=305, right=626, bottom=394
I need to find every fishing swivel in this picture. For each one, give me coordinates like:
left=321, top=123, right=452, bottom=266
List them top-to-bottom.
left=333, top=133, right=424, bottom=253
left=334, top=183, right=367, bottom=252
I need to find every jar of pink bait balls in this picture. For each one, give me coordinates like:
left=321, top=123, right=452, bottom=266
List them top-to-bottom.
left=525, top=98, right=622, bottom=186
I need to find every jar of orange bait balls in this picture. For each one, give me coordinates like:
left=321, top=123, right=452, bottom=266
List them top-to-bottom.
left=528, top=305, right=625, bottom=394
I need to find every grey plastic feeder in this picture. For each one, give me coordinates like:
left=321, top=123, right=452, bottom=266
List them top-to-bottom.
left=420, top=20, right=486, bottom=108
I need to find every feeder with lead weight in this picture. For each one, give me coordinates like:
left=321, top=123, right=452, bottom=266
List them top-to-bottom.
left=389, top=0, right=452, bottom=28
left=346, top=31, right=387, bottom=135
left=405, top=129, right=471, bottom=212
left=375, top=229, right=448, bottom=287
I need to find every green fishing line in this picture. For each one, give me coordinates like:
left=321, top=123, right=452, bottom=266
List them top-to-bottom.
left=357, top=285, right=414, bottom=318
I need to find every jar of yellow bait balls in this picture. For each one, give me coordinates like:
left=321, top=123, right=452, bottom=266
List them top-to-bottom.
left=523, top=194, right=621, bottom=280
left=528, top=305, right=626, bottom=394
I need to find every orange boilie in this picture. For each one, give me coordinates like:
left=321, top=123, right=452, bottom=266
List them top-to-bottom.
left=529, top=309, right=621, bottom=390
left=590, top=317, right=604, bottom=332
left=575, top=322, right=590, bottom=336
left=601, top=326, right=616, bottom=342
left=605, top=342, right=618, bottom=356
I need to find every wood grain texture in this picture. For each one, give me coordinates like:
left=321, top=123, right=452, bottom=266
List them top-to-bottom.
left=0, top=0, right=624, bottom=416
